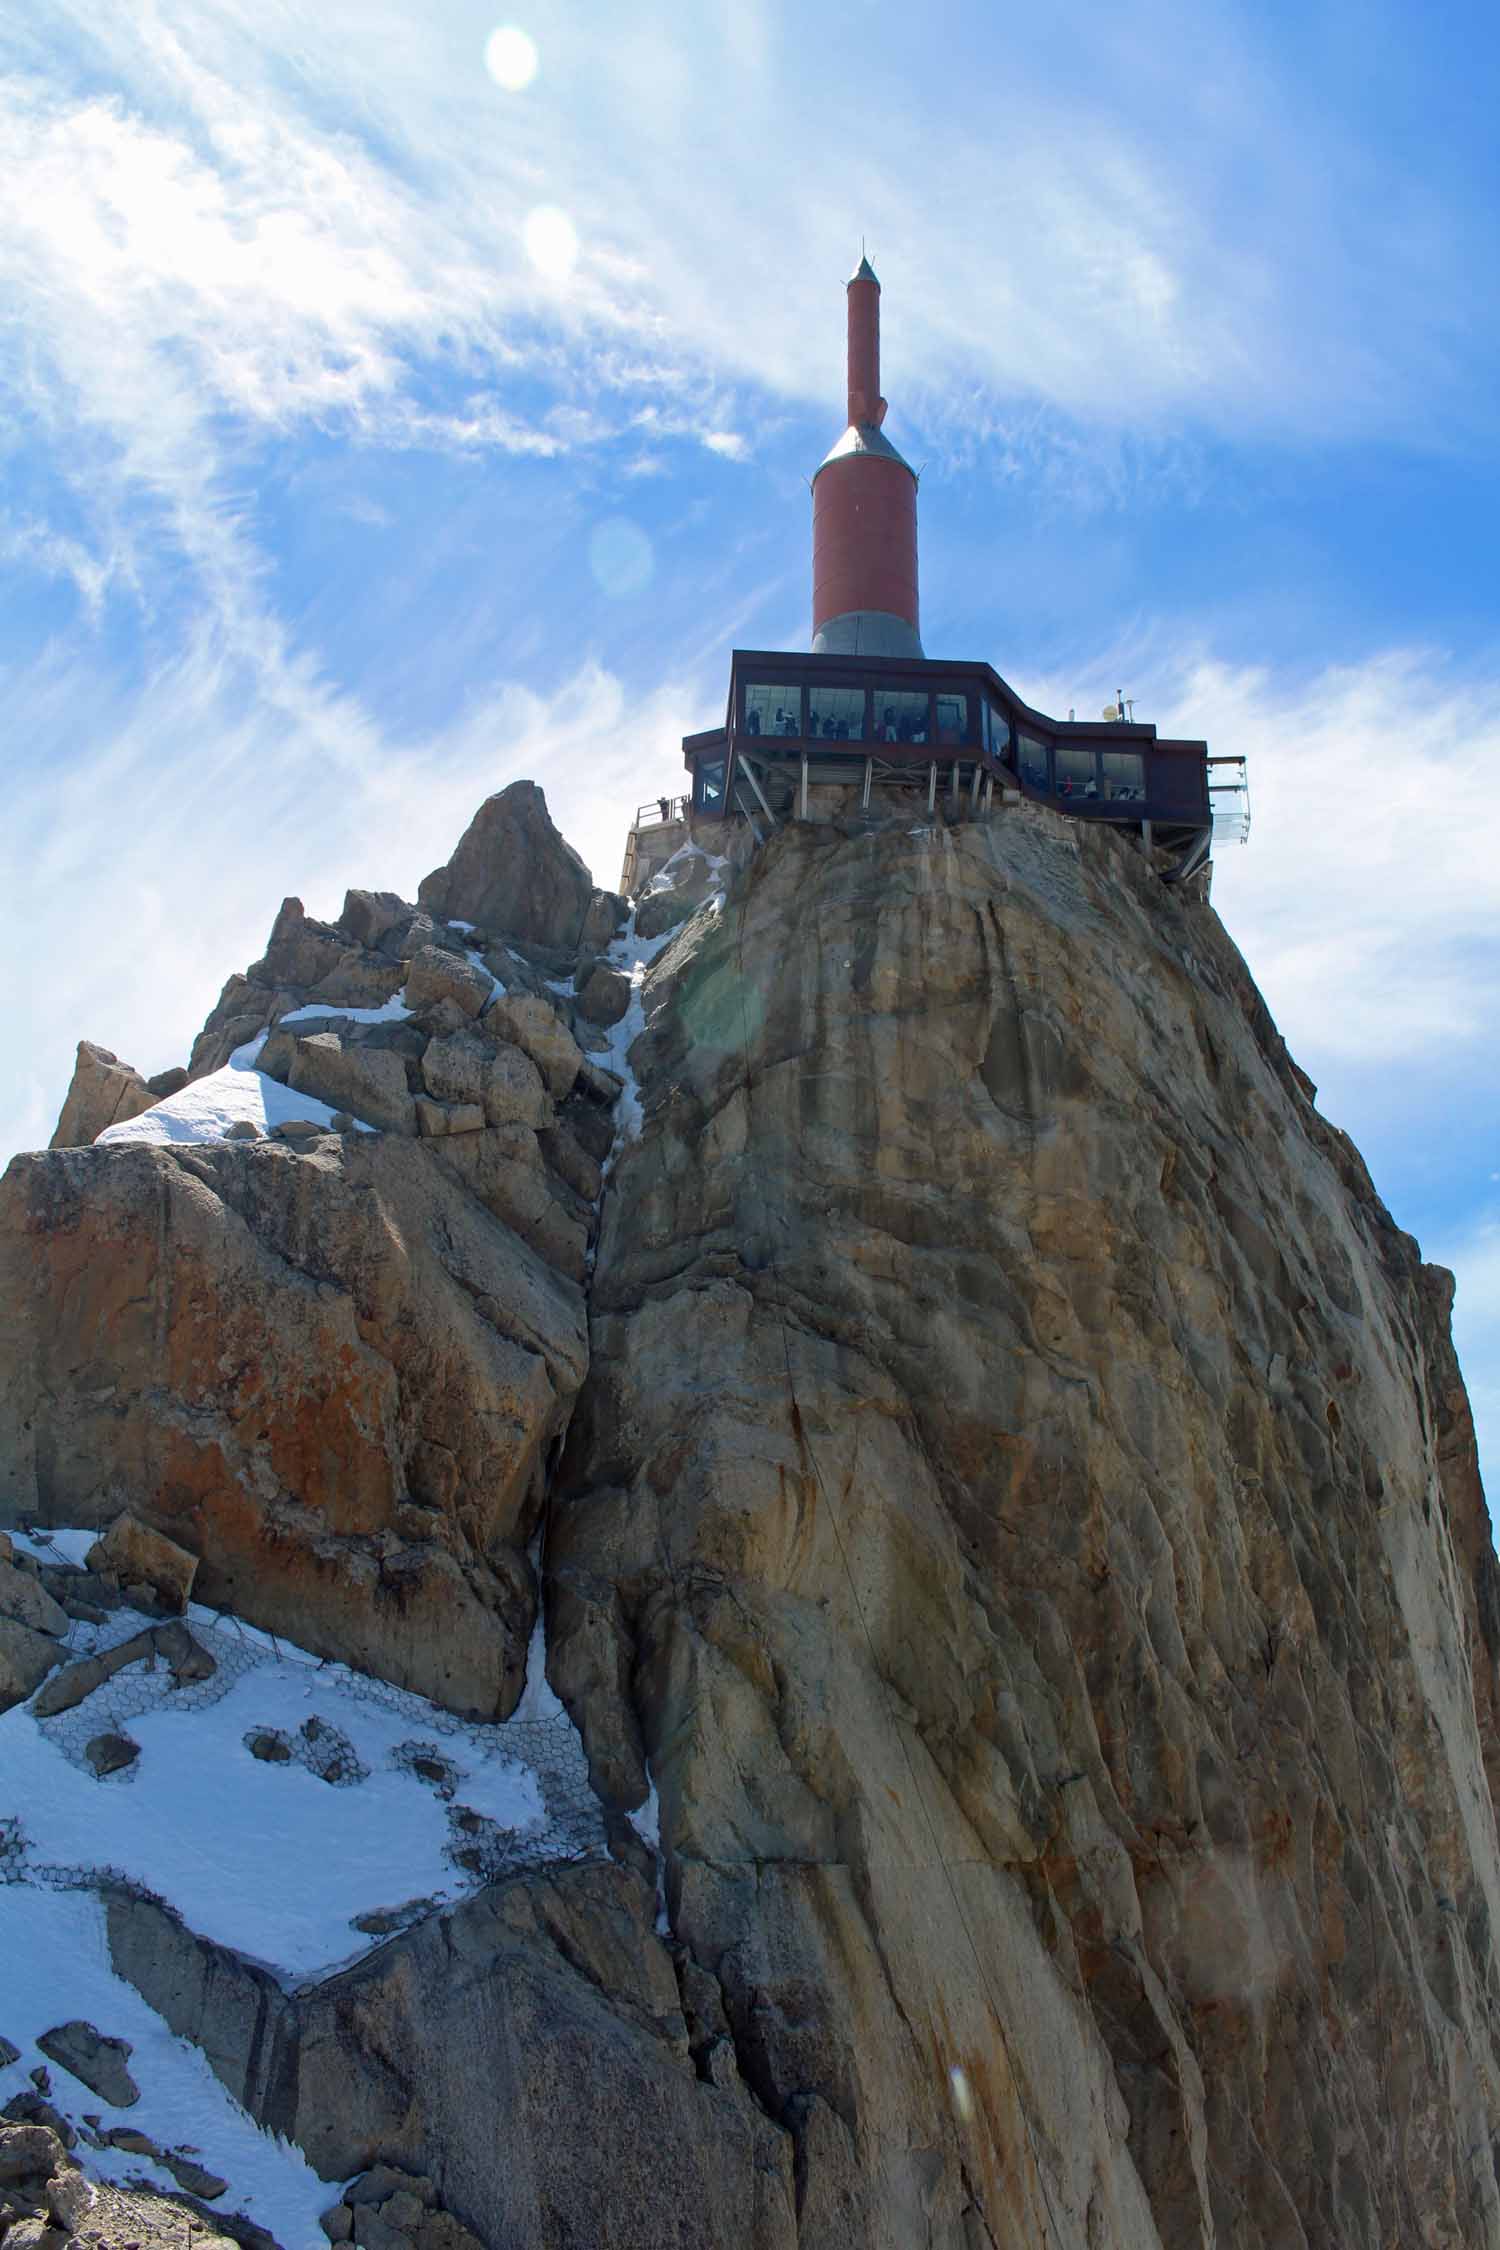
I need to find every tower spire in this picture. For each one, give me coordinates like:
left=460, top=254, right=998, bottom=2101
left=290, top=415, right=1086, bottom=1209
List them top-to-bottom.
left=846, top=253, right=886, bottom=429
left=810, top=258, right=922, bottom=659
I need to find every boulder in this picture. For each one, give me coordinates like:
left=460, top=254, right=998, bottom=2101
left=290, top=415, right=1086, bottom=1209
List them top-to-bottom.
left=418, top=782, right=594, bottom=952
left=632, top=845, right=721, bottom=943
left=632, top=888, right=696, bottom=942
left=340, top=890, right=411, bottom=951
left=403, top=948, right=493, bottom=1022
left=305, top=952, right=407, bottom=1011
left=574, top=964, right=631, bottom=1029
left=484, top=997, right=583, bottom=1100
left=416, top=1032, right=486, bottom=1111
left=287, top=1034, right=416, bottom=1136
left=421, top=1034, right=551, bottom=1132
left=49, top=1044, right=156, bottom=1150
left=146, top=1067, right=189, bottom=1100
left=414, top=1100, right=484, bottom=1138
left=0, top=1134, right=587, bottom=1717
left=86, top=1513, right=198, bottom=1612
left=0, top=1559, right=68, bottom=1639
left=0, top=1616, right=60, bottom=1712
left=32, top=1624, right=216, bottom=1719
left=85, top=1732, right=140, bottom=1778
left=36, top=2023, right=139, bottom=2109
left=0, top=2125, right=63, bottom=2185
left=45, top=2167, right=94, bottom=2233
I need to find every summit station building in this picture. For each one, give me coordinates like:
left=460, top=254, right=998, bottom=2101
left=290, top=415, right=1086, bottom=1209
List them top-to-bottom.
left=656, top=258, right=1246, bottom=885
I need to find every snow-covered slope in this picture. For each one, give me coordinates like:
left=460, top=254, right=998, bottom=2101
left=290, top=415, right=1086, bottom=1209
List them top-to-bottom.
left=95, top=1035, right=370, bottom=1147
left=0, top=1532, right=604, bottom=2244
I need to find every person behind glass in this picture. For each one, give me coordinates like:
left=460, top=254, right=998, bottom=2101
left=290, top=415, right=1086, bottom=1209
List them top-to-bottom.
left=881, top=706, right=898, bottom=742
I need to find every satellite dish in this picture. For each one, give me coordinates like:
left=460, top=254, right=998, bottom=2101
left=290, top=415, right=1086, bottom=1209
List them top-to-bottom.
left=1101, top=703, right=1120, bottom=721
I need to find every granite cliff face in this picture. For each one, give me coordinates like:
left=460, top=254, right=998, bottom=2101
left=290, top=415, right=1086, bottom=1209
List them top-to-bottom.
left=2, top=789, right=1498, bottom=2250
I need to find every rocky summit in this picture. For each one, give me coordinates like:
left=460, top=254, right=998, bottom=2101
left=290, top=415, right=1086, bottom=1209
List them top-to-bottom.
left=1, top=779, right=1498, bottom=2249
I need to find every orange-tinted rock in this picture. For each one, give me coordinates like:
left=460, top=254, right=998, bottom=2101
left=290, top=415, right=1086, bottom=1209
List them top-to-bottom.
left=49, top=1042, right=156, bottom=1149
left=0, top=1132, right=586, bottom=1717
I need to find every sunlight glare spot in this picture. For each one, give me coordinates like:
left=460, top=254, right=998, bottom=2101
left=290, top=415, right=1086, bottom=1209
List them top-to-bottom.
left=484, top=26, right=539, bottom=92
left=524, top=206, right=579, bottom=281
left=588, top=518, right=654, bottom=599
left=948, top=2065, right=975, bottom=2123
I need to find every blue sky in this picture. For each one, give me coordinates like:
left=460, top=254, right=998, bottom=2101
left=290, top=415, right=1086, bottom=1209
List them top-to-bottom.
left=2, top=0, right=1497, bottom=1490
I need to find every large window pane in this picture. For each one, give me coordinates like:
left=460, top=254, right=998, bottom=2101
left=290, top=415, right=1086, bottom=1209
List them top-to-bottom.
left=744, top=683, right=803, bottom=738
left=807, top=683, right=865, bottom=741
left=873, top=689, right=929, bottom=744
left=935, top=692, right=971, bottom=745
left=986, top=705, right=1011, bottom=759
left=1017, top=735, right=1049, bottom=791
left=1055, top=747, right=1099, bottom=801
left=1101, top=751, right=1145, bottom=802
left=695, top=757, right=726, bottom=810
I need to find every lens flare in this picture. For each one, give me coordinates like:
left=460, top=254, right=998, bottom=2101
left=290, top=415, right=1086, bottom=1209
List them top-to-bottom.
left=484, top=26, right=539, bottom=91
left=524, top=205, right=579, bottom=281
left=588, top=518, right=654, bottom=599
left=948, top=2065, right=975, bottom=2123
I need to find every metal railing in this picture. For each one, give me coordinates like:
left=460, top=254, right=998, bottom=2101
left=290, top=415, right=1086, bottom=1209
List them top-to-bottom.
left=1207, top=756, right=1251, bottom=846
left=633, top=797, right=689, bottom=828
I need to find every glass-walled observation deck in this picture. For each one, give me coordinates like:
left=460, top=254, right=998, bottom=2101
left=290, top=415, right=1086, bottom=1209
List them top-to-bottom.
left=683, top=651, right=1211, bottom=835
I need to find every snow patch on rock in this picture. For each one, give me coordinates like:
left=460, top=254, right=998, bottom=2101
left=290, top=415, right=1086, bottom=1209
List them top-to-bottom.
left=96, top=1038, right=370, bottom=1147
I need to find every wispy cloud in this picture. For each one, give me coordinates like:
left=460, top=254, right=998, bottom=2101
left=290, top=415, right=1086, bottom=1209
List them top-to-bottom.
left=3, top=0, right=1488, bottom=537
left=1008, top=636, right=1500, bottom=1077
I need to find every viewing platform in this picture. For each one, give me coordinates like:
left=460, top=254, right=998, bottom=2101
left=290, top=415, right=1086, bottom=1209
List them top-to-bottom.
left=677, top=649, right=1240, bottom=884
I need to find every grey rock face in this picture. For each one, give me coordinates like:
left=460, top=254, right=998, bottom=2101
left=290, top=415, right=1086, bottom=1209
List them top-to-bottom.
left=418, top=782, right=594, bottom=952
left=15, top=788, right=1500, bottom=2248
left=540, top=810, right=1500, bottom=2250
left=579, top=890, right=628, bottom=954
left=108, top=1867, right=794, bottom=2249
